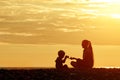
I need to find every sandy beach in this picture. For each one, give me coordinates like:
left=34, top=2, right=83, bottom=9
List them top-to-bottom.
left=1, top=68, right=120, bottom=80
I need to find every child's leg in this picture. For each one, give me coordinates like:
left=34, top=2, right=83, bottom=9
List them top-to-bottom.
left=63, top=64, right=68, bottom=69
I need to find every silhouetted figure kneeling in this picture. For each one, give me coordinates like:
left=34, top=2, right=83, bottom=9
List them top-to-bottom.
left=70, top=40, right=94, bottom=69
left=55, top=50, right=69, bottom=70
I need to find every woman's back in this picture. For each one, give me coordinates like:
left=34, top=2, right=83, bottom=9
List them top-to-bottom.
left=82, top=40, right=94, bottom=68
left=83, top=47, right=94, bottom=68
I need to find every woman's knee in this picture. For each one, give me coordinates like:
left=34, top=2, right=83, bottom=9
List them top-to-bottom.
left=71, top=61, right=76, bottom=66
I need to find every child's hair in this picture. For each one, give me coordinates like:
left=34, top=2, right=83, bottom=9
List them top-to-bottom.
left=58, top=50, right=65, bottom=57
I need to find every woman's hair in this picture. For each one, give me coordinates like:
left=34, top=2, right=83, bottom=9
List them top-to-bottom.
left=82, top=40, right=91, bottom=48
left=82, top=40, right=93, bottom=52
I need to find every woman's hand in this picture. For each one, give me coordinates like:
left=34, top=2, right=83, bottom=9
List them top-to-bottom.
left=69, top=57, right=77, bottom=60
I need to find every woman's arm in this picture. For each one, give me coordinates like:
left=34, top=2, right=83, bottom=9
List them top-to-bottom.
left=70, top=57, right=78, bottom=60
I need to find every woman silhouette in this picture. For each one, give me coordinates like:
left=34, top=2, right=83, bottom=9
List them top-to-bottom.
left=70, top=40, right=94, bottom=69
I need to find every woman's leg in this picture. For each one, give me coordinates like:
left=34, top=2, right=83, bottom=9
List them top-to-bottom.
left=71, top=61, right=78, bottom=69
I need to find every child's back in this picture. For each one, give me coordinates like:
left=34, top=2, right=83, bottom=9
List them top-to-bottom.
left=55, top=57, right=63, bottom=70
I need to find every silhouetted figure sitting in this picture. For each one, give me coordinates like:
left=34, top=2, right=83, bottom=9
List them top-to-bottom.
left=70, top=40, right=94, bottom=69
left=55, top=50, right=69, bottom=70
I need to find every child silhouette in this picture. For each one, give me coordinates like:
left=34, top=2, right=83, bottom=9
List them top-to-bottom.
left=55, top=50, right=69, bottom=70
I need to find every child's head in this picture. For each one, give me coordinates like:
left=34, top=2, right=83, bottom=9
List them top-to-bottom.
left=58, top=50, right=65, bottom=58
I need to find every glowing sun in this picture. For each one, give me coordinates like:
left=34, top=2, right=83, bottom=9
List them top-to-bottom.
left=63, top=0, right=120, bottom=3
left=91, top=0, right=120, bottom=3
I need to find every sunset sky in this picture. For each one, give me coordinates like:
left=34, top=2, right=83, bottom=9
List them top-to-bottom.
left=0, top=0, right=120, bottom=68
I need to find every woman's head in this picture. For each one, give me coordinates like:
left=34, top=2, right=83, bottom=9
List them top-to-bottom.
left=82, top=40, right=91, bottom=49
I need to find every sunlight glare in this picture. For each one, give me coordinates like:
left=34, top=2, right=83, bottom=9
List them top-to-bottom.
left=62, top=0, right=120, bottom=3
left=62, top=0, right=88, bottom=3
left=63, top=0, right=72, bottom=2
left=91, top=0, right=120, bottom=3
left=111, top=14, right=120, bottom=19
left=105, top=67, right=120, bottom=69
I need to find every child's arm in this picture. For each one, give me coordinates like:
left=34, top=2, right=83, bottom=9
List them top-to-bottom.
left=62, top=55, right=69, bottom=63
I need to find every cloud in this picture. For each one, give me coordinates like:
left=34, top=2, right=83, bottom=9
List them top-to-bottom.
left=0, top=0, right=12, bottom=6
left=0, top=1, right=120, bottom=45
left=0, top=18, right=5, bottom=22
left=35, top=27, right=46, bottom=30
left=57, top=28, right=84, bottom=32
left=0, top=32, right=36, bottom=37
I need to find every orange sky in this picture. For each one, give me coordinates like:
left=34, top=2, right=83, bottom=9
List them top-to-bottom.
left=0, top=0, right=120, bottom=68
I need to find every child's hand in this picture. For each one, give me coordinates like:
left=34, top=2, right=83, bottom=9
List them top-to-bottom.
left=65, top=55, right=69, bottom=58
